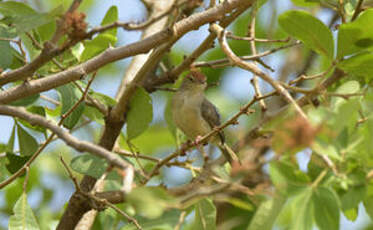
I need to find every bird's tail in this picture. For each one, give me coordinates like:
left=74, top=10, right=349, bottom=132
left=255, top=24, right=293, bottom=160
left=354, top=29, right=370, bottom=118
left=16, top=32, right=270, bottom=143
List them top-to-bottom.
left=218, top=142, right=240, bottom=164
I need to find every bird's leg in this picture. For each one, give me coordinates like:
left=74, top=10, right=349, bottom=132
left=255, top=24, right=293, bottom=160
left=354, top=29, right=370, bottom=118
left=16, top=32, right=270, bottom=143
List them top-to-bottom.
left=193, top=135, right=204, bottom=146
left=193, top=136, right=209, bottom=163
left=179, top=140, right=192, bottom=156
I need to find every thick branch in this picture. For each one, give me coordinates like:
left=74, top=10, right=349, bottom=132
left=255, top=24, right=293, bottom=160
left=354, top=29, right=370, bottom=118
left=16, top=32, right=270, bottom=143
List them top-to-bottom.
left=0, top=105, right=129, bottom=170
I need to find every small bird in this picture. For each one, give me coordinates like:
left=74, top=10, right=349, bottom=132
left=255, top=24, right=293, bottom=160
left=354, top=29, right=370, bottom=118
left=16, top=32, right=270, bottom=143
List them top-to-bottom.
left=171, top=71, right=239, bottom=164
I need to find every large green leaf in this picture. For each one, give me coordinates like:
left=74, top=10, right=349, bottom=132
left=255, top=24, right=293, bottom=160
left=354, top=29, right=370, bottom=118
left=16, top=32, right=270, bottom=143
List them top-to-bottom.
left=291, top=0, right=319, bottom=7
left=0, top=1, right=36, bottom=16
left=0, top=2, right=60, bottom=33
left=100, top=5, right=118, bottom=36
left=80, top=6, right=118, bottom=61
left=337, top=9, right=373, bottom=58
left=279, top=10, right=334, bottom=59
left=0, top=24, right=13, bottom=69
left=338, top=52, right=373, bottom=78
left=57, top=83, right=85, bottom=129
left=127, top=87, right=153, bottom=140
left=10, top=94, right=40, bottom=107
left=18, top=106, right=46, bottom=133
left=17, top=124, right=38, bottom=156
left=7, top=125, right=16, bottom=152
left=5, top=152, right=30, bottom=174
left=70, top=154, right=108, bottom=178
left=269, top=160, right=310, bottom=195
left=363, top=184, right=373, bottom=220
left=126, top=187, right=175, bottom=219
left=289, top=187, right=313, bottom=230
left=312, top=187, right=340, bottom=230
left=8, top=193, right=40, bottom=230
left=247, top=195, right=286, bottom=230
left=192, top=199, right=216, bottom=230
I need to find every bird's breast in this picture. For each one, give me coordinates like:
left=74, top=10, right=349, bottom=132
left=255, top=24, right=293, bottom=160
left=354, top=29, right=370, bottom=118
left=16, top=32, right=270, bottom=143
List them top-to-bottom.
left=172, top=93, right=211, bottom=139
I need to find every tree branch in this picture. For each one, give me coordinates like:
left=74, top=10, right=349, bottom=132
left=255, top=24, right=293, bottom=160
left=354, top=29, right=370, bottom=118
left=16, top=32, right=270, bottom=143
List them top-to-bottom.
left=0, top=105, right=129, bottom=170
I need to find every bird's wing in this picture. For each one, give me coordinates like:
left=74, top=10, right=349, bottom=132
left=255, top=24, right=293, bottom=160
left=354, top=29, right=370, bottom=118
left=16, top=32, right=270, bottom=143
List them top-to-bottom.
left=201, top=98, right=225, bottom=143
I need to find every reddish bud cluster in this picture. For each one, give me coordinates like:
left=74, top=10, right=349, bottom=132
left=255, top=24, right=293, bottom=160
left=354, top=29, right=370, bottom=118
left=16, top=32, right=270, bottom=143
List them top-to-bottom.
left=64, top=11, right=87, bottom=40
left=273, top=116, right=319, bottom=153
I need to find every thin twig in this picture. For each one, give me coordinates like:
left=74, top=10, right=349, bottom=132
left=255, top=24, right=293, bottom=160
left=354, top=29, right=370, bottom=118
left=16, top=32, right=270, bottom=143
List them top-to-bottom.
left=338, top=0, right=346, bottom=23
left=351, top=0, right=364, bottom=21
left=248, top=2, right=266, bottom=112
left=210, top=23, right=308, bottom=121
left=227, top=33, right=290, bottom=43
left=191, top=41, right=300, bottom=68
left=289, top=63, right=335, bottom=85
left=60, top=155, right=81, bottom=191
left=22, top=167, right=30, bottom=192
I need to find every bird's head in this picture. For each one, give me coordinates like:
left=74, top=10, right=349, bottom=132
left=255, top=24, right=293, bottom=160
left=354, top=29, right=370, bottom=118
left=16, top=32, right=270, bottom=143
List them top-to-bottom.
left=179, top=71, right=207, bottom=92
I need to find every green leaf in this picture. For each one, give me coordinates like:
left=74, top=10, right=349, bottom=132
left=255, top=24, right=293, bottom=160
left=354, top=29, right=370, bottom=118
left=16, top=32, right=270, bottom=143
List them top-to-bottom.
left=291, top=0, right=319, bottom=7
left=0, top=1, right=36, bottom=16
left=0, top=2, right=60, bottom=34
left=80, top=6, right=118, bottom=61
left=101, top=6, right=118, bottom=36
left=337, top=9, right=373, bottom=58
left=278, top=10, right=334, bottom=59
left=37, top=21, right=56, bottom=42
left=0, top=25, right=13, bottom=68
left=80, top=33, right=117, bottom=61
left=71, top=42, right=85, bottom=61
left=338, top=52, right=373, bottom=78
left=331, top=80, right=360, bottom=110
left=57, top=83, right=85, bottom=129
left=127, top=88, right=153, bottom=140
left=89, top=91, right=117, bottom=106
left=10, top=94, right=40, bottom=106
left=18, top=106, right=46, bottom=133
left=83, top=106, right=104, bottom=125
left=17, top=124, right=38, bottom=156
left=7, top=125, right=16, bottom=152
left=5, top=152, right=30, bottom=174
left=70, top=154, right=108, bottom=178
left=0, top=155, right=8, bottom=181
left=269, top=160, right=310, bottom=195
left=341, top=185, right=366, bottom=211
left=127, top=187, right=175, bottom=219
left=289, top=187, right=313, bottom=230
left=312, top=187, right=340, bottom=230
left=8, top=193, right=40, bottom=230
left=247, top=195, right=286, bottom=230
left=364, top=195, right=373, bottom=220
left=220, top=197, right=254, bottom=211
left=192, top=199, right=216, bottom=230
left=98, top=208, right=117, bottom=230
left=343, top=208, right=358, bottom=221
left=120, top=211, right=180, bottom=230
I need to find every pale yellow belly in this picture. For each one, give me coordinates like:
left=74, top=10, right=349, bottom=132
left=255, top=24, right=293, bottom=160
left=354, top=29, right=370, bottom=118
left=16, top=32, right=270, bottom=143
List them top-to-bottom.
left=173, top=103, right=212, bottom=140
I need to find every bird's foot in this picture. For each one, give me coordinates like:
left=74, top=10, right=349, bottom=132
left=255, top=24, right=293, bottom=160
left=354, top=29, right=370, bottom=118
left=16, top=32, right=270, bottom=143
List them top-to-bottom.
left=193, top=135, right=204, bottom=146
left=179, top=141, right=192, bottom=156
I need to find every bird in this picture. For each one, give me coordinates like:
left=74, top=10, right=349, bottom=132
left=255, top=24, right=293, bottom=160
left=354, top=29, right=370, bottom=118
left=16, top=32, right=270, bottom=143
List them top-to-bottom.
left=171, top=71, right=239, bottom=164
